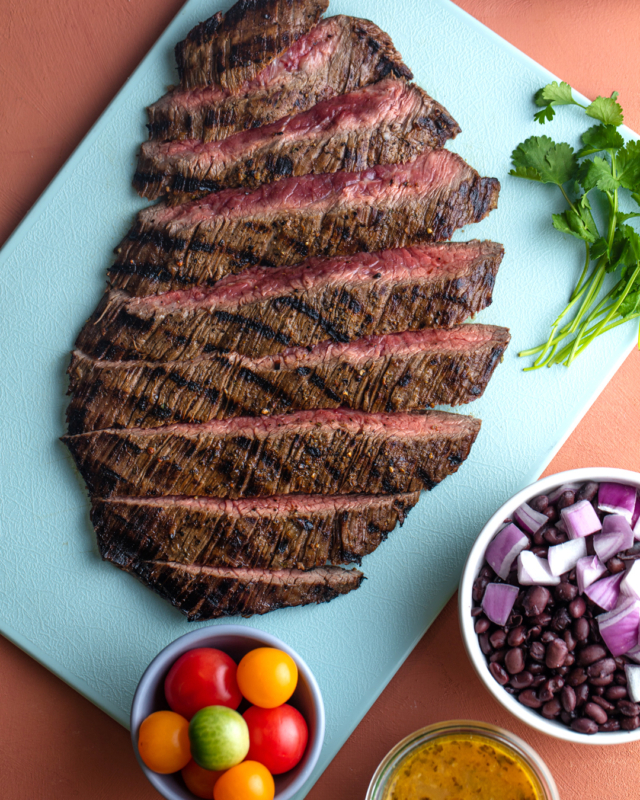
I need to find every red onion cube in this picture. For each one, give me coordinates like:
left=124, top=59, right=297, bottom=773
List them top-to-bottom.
left=548, top=482, right=582, bottom=503
left=598, top=482, right=637, bottom=524
left=633, top=493, right=640, bottom=541
left=561, top=499, right=602, bottom=539
left=513, top=502, right=548, bottom=535
left=594, top=518, right=634, bottom=563
left=485, top=523, right=529, bottom=580
left=547, top=537, right=587, bottom=577
left=517, top=551, right=560, bottom=586
left=576, top=555, right=607, bottom=595
left=621, top=561, right=640, bottom=601
left=585, top=571, right=625, bottom=611
left=481, top=582, right=518, bottom=626
left=597, top=598, right=640, bottom=656
left=626, top=643, right=640, bottom=664
left=625, top=665, right=640, bottom=703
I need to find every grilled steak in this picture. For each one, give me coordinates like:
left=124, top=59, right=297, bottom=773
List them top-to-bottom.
left=175, top=0, right=328, bottom=91
left=148, top=16, right=413, bottom=142
left=135, top=80, right=459, bottom=202
left=110, top=154, right=500, bottom=297
left=83, top=242, right=503, bottom=361
left=67, top=325, right=510, bottom=433
left=61, top=408, right=481, bottom=499
left=92, top=492, right=419, bottom=569
left=106, top=561, right=364, bottom=620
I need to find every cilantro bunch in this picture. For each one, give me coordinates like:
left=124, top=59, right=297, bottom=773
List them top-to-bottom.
left=511, top=82, right=640, bottom=369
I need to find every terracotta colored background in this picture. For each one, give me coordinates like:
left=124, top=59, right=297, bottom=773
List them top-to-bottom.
left=2, top=1, right=640, bottom=797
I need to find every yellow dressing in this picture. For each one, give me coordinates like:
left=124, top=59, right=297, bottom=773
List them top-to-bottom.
left=383, top=733, right=544, bottom=800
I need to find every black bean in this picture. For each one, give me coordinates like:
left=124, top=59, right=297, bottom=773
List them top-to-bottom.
left=577, top=482, right=598, bottom=503
left=557, top=490, right=576, bottom=510
left=530, top=495, right=549, bottom=513
left=544, top=506, right=558, bottom=522
left=545, top=526, right=568, bottom=545
left=533, top=529, right=547, bottom=546
left=532, top=545, right=548, bottom=557
left=606, top=557, right=625, bottom=574
left=480, top=565, right=495, bottom=579
left=473, top=575, right=490, bottom=603
left=555, top=582, right=578, bottom=602
left=569, top=596, right=587, bottom=619
left=471, top=606, right=483, bottom=617
left=552, top=607, right=572, bottom=631
left=531, top=612, right=552, bottom=627
left=508, top=613, right=523, bottom=627
left=474, top=616, right=490, bottom=634
left=573, top=618, right=590, bottom=641
left=589, top=619, right=602, bottom=643
left=507, top=625, right=527, bottom=647
left=528, top=625, right=543, bottom=641
left=489, top=629, right=507, bottom=649
left=541, top=630, right=558, bottom=644
left=563, top=630, right=577, bottom=651
left=478, top=632, right=492, bottom=655
left=546, top=639, right=569, bottom=669
left=529, top=642, right=546, bottom=662
left=577, top=644, right=608, bottom=666
left=505, top=647, right=525, bottom=675
left=489, top=649, right=506, bottom=664
left=564, top=653, right=576, bottom=667
left=615, top=656, right=629, bottom=669
left=587, top=658, right=616, bottom=679
left=489, top=661, right=510, bottom=685
left=528, top=662, right=545, bottom=675
left=557, top=665, right=570, bottom=677
left=567, top=668, right=588, bottom=687
left=615, top=670, right=628, bottom=685
left=510, top=671, right=534, bottom=690
left=531, top=674, right=547, bottom=688
left=590, top=674, right=614, bottom=687
left=539, top=678, right=562, bottom=703
left=575, top=683, right=590, bottom=706
left=504, top=685, right=516, bottom=695
left=561, top=685, right=577, bottom=713
left=605, top=685, right=628, bottom=701
left=591, top=686, right=605, bottom=696
left=518, top=689, right=542, bottom=709
left=591, top=696, right=615, bottom=712
left=542, top=698, right=562, bottom=718
left=617, top=700, right=640, bottom=717
left=584, top=702, right=608, bottom=725
left=560, top=711, right=573, bottom=725
left=621, top=716, right=640, bottom=731
left=571, top=717, right=598, bottom=734
left=599, top=720, right=621, bottom=732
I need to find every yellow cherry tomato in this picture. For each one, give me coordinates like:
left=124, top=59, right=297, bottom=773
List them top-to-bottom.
left=237, top=648, right=298, bottom=708
left=138, top=710, right=191, bottom=774
left=181, top=759, right=222, bottom=799
left=213, top=760, right=275, bottom=800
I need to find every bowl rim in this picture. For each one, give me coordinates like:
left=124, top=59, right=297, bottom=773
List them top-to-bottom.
left=459, top=467, right=640, bottom=745
left=130, top=624, right=325, bottom=800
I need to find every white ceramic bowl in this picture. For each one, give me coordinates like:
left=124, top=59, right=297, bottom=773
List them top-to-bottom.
left=459, top=467, right=640, bottom=744
left=131, top=625, right=325, bottom=800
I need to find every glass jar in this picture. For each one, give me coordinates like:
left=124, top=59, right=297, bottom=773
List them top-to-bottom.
left=366, top=720, right=559, bottom=800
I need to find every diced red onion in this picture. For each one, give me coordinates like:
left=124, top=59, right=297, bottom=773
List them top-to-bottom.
left=548, top=482, right=582, bottom=503
left=598, top=482, right=637, bottom=524
left=633, top=493, right=640, bottom=540
left=561, top=499, right=602, bottom=539
left=513, top=502, right=548, bottom=535
left=594, top=518, right=635, bottom=563
left=485, top=523, right=529, bottom=580
left=547, top=537, right=587, bottom=577
left=517, top=551, right=560, bottom=586
left=576, top=555, right=607, bottom=594
left=621, top=561, right=640, bottom=601
left=585, top=571, right=625, bottom=611
left=482, top=582, right=518, bottom=626
left=597, top=598, right=640, bottom=656
left=626, top=643, right=640, bottom=664
left=625, top=664, right=640, bottom=702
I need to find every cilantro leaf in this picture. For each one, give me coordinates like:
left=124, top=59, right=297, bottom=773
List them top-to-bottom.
left=535, top=81, right=575, bottom=107
left=586, top=95, right=624, bottom=126
left=534, top=105, right=556, bottom=124
left=576, top=124, right=624, bottom=157
left=510, top=136, right=577, bottom=185
left=616, top=140, right=640, bottom=191
left=577, top=156, right=619, bottom=192
left=632, top=192, right=640, bottom=208
left=551, top=196, right=599, bottom=243
left=617, top=212, right=640, bottom=223
left=620, top=223, right=640, bottom=262
left=590, top=237, right=609, bottom=260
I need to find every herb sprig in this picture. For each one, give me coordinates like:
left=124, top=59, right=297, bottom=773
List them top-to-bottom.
left=511, top=82, right=640, bottom=369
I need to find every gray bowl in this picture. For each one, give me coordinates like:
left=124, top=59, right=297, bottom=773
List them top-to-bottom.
left=131, top=625, right=325, bottom=800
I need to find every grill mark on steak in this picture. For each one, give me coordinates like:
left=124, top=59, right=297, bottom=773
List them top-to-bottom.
left=175, top=0, right=329, bottom=92
left=148, top=16, right=413, bottom=142
left=135, top=80, right=459, bottom=202
left=111, top=154, right=500, bottom=296
left=82, top=242, right=504, bottom=361
left=66, top=325, right=510, bottom=433
left=61, top=408, right=481, bottom=499
left=91, top=492, right=419, bottom=569
left=104, top=560, right=364, bottom=620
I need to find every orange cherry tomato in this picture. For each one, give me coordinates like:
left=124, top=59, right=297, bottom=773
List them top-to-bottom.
left=237, top=648, right=298, bottom=708
left=137, top=710, right=191, bottom=774
left=181, top=759, right=222, bottom=799
left=213, top=760, right=275, bottom=800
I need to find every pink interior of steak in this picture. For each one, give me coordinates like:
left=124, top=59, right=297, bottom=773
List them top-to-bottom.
left=143, top=80, right=424, bottom=165
left=142, top=148, right=464, bottom=227
left=134, top=242, right=493, bottom=312
left=67, top=407, right=477, bottom=439
left=105, top=493, right=413, bottom=514
left=159, top=562, right=361, bottom=584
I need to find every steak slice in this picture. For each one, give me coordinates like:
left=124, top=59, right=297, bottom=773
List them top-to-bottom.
left=175, top=0, right=328, bottom=91
left=148, top=16, right=413, bottom=142
left=135, top=80, right=459, bottom=203
left=110, top=154, right=500, bottom=297
left=83, top=241, right=504, bottom=361
left=67, top=325, right=510, bottom=433
left=61, top=408, right=481, bottom=499
left=92, top=492, right=419, bottom=569
left=105, top=561, right=364, bottom=620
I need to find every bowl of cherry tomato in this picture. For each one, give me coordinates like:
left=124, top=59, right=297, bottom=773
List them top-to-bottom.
left=131, top=626, right=325, bottom=800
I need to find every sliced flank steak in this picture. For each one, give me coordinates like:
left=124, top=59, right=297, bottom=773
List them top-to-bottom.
left=175, top=0, right=328, bottom=91
left=148, top=16, right=413, bottom=142
left=135, top=80, right=459, bottom=202
left=110, top=154, right=500, bottom=297
left=82, top=241, right=503, bottom=362
left=67, top=325, right=510, bottom=434
left=61, top=408, right=481, bottom=499
left=92, top=492, right=420, bottom=569
left=106, top=561, right=364, bottom=621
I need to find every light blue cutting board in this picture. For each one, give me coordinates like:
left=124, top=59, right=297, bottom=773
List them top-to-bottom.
left=0, top=0, right=637, bottom=796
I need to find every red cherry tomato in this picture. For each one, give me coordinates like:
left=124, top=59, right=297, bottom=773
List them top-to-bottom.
left=165, top=648, right=242, bottom=719
left=243, top=704, right=309, bottom=775
left=181, top=759, right=222, bottom=799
